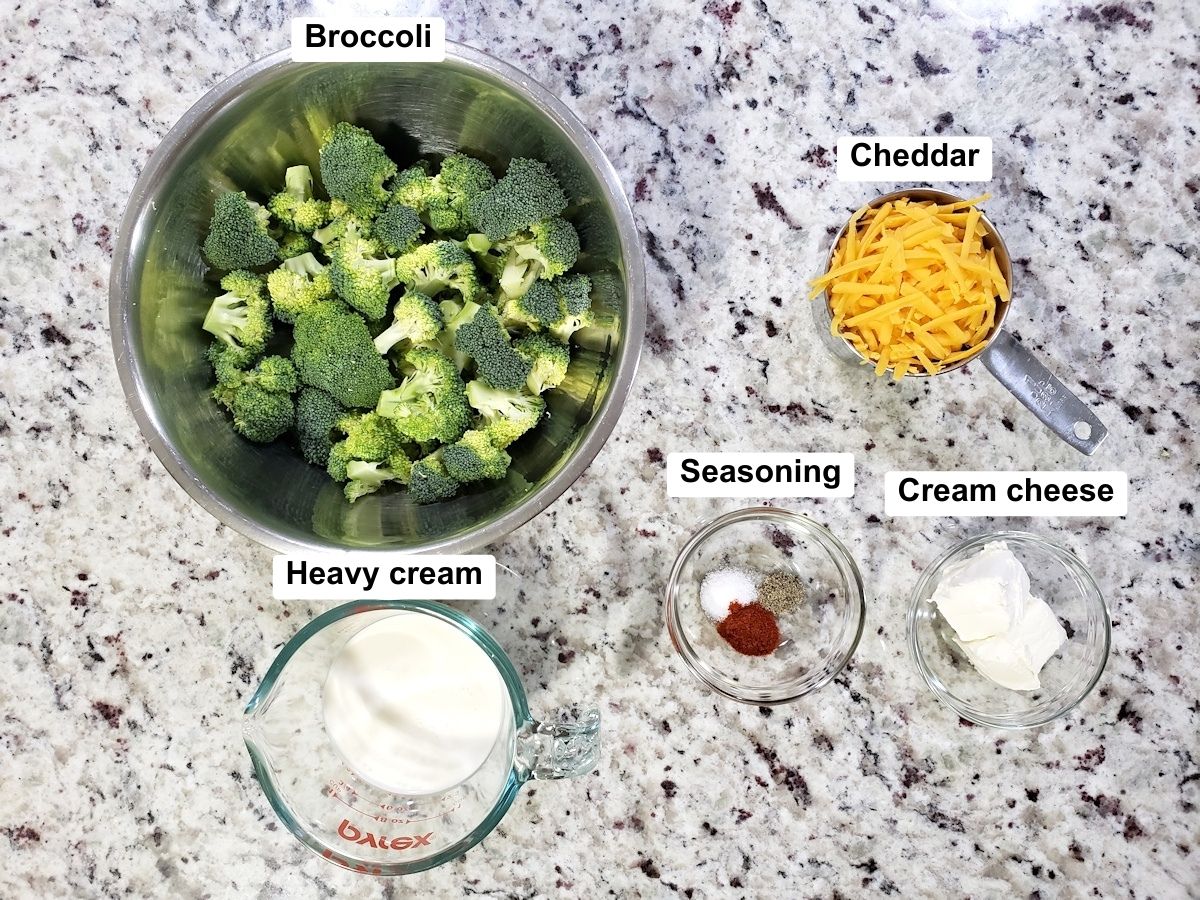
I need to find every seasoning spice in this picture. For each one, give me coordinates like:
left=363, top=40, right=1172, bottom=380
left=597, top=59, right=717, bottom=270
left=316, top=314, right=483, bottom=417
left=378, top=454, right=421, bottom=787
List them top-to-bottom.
left=700, top=567, right=757, bottom=622
left=757, top=570, right=806, bottom=615
left=716, top=602, right=780, bottom=656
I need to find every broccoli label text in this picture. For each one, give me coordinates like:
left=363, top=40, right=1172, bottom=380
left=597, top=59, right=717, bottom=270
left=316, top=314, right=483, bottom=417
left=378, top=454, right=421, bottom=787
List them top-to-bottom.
left=291, top=17, right=446, bottom=62
left=836, top=137, right=992, bottom=182
left=667, top=453, right=854, bottom=498
left=272, top=553, right=496, bottom=600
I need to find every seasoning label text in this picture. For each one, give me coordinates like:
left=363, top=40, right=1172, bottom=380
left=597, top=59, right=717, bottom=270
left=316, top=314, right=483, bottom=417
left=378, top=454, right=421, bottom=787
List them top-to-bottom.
left=291, top=17, right=446, bottom=62
left=836, top=136, right=992, bottom=181
left=667, top=453, right=854, bottom=498
left=884, top=471, right=1127, bottom=517
left=272, top=553, right=495, bottom=600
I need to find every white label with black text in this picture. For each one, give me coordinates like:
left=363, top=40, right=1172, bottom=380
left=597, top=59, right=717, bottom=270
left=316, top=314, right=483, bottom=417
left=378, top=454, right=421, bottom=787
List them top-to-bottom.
left=291, top=17, right=446, bottom=62
left=837, top=136, right=992, bottom=181
left=667, top=452, right=854, bottom=498
left=884, top=471, right=1127, bottom=517
left=273, top=554, right=495, bottom=600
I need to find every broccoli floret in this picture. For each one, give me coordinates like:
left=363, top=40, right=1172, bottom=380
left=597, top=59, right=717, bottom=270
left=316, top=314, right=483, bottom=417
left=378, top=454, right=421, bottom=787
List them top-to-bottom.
left=318, top=122, right=397, bottom=217
left=426, top=153, right=497, bottom=235
left=466, top=158, right=568, bottom=242
left=391, top=163, right=438, bottom=211
left=268, top=165, right=332, bottom=233
left=202, top=191, right=280, bottom=270
left=312, top=199, right=375, bottom=246
left=373, top=203, right=425, bottom=255
left=494, top=217, right=580, bottom=297
left=328, top=224, right=398, bottom=320
left=277, top=231, right=313, bottom=261
left=394, top=241, right=484, bottom=304
left=267, top=253, right=335, bottom=323
left=202, top=270, right=272, bottom=358
left=554, top=272, right=593, bottom=315
left=498, top=280, right=561, bottom=331
left=373, top=291, right=444, bottom=355
left=436, top=298, right=482, bottom=370
left=454, top=306, right=532, bottom=391
left=292, top=308, right=395, bottom=408
left=549, top=308, right=596, bottom=343
left=514, top=333, right=570, bottom=394
left=207, top=339, right=256, bottom=387
left=375, top=347, right=469, bottom=444
left=211, top=354, right=298, bottom=408
left=464, top=380, right=546, bottom=449
left=231, top=383, right=295, bottom=443
left=295, top=387, right=346, bottom=466
left=325, top=411, right=408, bottom=493
left=442, top=429, right=511, bottom=483
left=407, top=450, right=461, bottom=504
left=343, top=458, right=412, bottom=502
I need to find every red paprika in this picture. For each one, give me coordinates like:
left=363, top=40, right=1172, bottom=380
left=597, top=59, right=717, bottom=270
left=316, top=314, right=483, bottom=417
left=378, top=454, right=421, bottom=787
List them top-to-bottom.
left=716, top=602, right=780, bottom=656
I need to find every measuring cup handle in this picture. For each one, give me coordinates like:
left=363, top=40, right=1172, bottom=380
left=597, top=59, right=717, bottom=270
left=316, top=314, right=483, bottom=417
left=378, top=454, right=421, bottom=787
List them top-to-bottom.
left=981, top=330, right=1108, bottom=455
left=515, top=708, right=600, bottom=781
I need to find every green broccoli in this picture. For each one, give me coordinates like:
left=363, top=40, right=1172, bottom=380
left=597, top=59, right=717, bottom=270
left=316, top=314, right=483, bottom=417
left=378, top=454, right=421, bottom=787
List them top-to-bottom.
left=318, top=122, right=397, bottom=217
left=425, top=153, right=497, bottom=235
left=466, top=158, right=568, bottom=242
left=391, top=163, right=437, bottom=211
left=268, top=165, right=332, bottom=233
left=202, top=191, right=280, bottom=270
left=312, top=199, right=375, bottom=246
left=373, top=203, right=425, bottom=255
left=494, top=217, right=580, bottom=298
left=328, top=224, right=399, bottom=320
left=277, top=231, right=313, bottom=261
left=394, top=241, right=484, bottom=304
left=266, top=253, right=335, bottom=323
left=202, top=270, right=272, bottom=360
left=554, top=272, right=593, bottom=315
left=498, top=280, right=562, bottom=331
left=373, top=292, right=444, bottom=355
left=436, top=298, right=482, bottom=370
left=454, top=306, right=532, bottom=391
left=292, top=307, right=395, bottom=408
left=514, top=333, right=570, bottom=394
left=375, top=347, right=469, bottom=444
left=210, top=355, right=298, bottom=443
left=464, top=380, right=546, bottom=449
left=231, top=384, right=295, bottom=443
left=295, top=387, right=346, bottom=466
left=326, top=413, right=411, bottom=501
left=442, top=429, right=511, bottom=483
left=407, top=449, right=461, bottom=504
left=343, top=457, right=413, bottom=502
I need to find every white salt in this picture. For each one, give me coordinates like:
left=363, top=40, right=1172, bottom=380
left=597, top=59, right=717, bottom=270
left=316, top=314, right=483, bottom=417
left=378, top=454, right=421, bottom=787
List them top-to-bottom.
left=700, top=568, right=757, bottom=622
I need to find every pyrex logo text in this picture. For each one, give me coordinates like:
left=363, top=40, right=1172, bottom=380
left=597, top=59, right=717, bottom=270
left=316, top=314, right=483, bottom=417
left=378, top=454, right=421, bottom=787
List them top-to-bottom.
left=337, top=818, right=433, bottom=851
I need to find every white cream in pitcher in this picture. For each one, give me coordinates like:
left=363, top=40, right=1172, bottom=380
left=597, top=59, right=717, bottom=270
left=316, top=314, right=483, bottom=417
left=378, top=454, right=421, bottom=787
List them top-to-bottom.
left=322, top=613, right=508, bottom=795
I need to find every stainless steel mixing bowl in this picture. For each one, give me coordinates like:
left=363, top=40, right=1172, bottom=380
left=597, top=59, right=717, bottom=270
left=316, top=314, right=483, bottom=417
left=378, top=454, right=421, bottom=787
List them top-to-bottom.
left=110, top=45, right=645, bottom=553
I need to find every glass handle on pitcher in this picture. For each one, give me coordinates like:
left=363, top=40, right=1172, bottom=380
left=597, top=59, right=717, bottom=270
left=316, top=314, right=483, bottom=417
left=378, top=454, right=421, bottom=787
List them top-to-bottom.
left=516, top=708, right=600, bottom=780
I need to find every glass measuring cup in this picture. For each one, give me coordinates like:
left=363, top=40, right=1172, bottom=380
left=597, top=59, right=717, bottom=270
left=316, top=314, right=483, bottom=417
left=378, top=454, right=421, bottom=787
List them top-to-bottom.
left=812, top=188, right=1108, bottom=455
left=243, top=601, right=600, bottom=876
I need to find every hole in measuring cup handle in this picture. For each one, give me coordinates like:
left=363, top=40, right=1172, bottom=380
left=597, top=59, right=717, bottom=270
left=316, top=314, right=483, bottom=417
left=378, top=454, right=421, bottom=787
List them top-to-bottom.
left=515, top=708, right=601, bottom=780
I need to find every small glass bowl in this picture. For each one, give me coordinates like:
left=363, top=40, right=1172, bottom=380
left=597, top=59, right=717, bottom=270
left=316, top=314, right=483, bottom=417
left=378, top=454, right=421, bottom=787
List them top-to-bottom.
left=665, top=507, right=866, bottom=704
left=908, top=531, right=1110, bottom=729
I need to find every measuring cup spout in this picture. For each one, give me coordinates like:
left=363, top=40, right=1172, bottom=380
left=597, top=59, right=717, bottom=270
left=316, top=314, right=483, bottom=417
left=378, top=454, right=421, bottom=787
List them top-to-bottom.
left=515, top=709, right=601, bottom=781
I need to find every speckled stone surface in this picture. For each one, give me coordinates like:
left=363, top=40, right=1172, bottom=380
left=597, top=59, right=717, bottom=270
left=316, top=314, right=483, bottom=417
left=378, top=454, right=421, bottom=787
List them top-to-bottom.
left=1, top=0, right=1197, bottom=896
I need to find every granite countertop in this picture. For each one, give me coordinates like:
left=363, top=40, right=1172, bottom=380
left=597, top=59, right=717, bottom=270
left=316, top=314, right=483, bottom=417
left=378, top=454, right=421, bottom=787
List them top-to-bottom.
left=2, top=0, right=1197, bottom=896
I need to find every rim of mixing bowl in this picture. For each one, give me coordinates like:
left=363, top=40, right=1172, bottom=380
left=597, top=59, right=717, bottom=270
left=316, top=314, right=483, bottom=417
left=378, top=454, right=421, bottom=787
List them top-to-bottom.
left=108, top=43, right=646, bottom=554
left=664, top=507, right=866, bottom=705
left=906, top=531, right=1110, bottom=729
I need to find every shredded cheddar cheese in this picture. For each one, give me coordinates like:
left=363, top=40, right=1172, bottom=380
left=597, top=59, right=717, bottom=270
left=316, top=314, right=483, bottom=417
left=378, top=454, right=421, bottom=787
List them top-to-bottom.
left=809, top=194, right=1009, bottom=380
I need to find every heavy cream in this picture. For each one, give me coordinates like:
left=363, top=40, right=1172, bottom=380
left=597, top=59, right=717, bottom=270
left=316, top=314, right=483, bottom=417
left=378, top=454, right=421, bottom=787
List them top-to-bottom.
left=929, top=541, right=1067, bottom=691
left=322, top=612, right=508, bottom=796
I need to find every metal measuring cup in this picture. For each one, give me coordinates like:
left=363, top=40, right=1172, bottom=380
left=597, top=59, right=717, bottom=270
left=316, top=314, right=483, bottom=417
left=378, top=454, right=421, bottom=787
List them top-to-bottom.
left=812, top=188, right=1108, bottom=455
